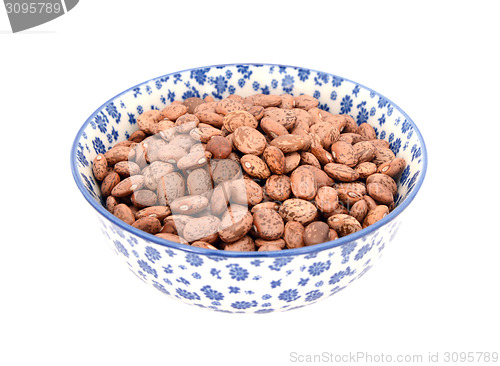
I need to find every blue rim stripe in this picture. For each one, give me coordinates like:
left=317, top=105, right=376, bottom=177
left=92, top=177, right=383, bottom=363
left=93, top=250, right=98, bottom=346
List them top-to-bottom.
left=70, top=63, right=428, bottom=258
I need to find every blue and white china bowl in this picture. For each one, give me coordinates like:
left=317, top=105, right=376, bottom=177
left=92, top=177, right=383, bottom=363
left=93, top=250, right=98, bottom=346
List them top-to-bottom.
left=71, top=64, right=427, bottom=313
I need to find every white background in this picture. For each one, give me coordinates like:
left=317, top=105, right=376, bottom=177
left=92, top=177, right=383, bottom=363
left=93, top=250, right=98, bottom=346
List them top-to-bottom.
left=1, top=1, right=499, bottom=365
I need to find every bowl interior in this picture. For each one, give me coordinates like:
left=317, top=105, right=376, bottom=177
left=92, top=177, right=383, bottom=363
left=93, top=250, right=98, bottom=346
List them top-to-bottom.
left=71, top=63, right=427, bottom=253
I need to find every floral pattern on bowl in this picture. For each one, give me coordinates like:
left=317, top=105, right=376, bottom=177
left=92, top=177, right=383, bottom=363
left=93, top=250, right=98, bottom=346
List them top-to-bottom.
left=71, top=63, right=427, bottom=313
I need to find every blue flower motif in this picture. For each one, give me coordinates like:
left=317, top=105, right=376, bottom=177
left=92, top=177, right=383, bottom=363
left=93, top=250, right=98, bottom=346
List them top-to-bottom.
left=236, top=65, right=252, bottom=79
left=191, top=68, right=210, bottom=85
left=297, top=68, right=310, bottom=81
left=225, top=70, right=232, bottom=79
left=314, top=72, right=329, bottom=86
left=173, top=74, right=182, bottom=84
left=211, top=75, right=228, bottom=95
left=282, top=75, right=294, bottom=93
left=331, top=75, right=344, bottom=87
left=238, top=78, right=245, bottom=87
left=155, top=79, right=162, bottom=90
left=271, top=79, right=278, bottom=88
left=252, top=81, right=260, bottom=91
left=352, top=85, right=360, bottom=97
left=132, top=87, right=141, bottom=98
left=182, top=89, right=201, bottom=100
left=167, top=90, right=176, bottom=102
left=330, top=90, right=337, bottom=101
left=340, top=95, right=353, bottom=114
left=378, top=96, right=388, bottom=109
left=106, top=102, right=121, bottom=122
left=318, top=102, right=329, bottom=112
left=137, top=105, right=143, bottom=115
left=356, top=107, right=369, bottom=124
left=370, top=107, right=376, bottom=116
left=94, top=112, right=108, bottom=133
left=127, top=112, right=136, bottom=125
left=378, top=114, right=386, bottom=125
left=401, top=120, right=411, bottom=133
left=106, top=126, right=119, bottom=143
left=390, top=138, right=402, bottom=154
left=411, top=144, right=422, bottom=161
left=76, top=145, right=88, bottom=167
left=400, top=165, right=411, bottom=185
left=408, top=171, right=420, bottom=190
left=80, top=174, right=95, bottom=194
left=127, top=236, right=138, bottom=247
left=114, top=240, right=129, bottom=257
left=341, top=242, right=357, bottom=264
left=145, top=246, right=161, bottom=263
left=164, top=249, right=176, bottom=257
left=186, top=253, right=203, bottom=267
left=207, top=256, right=227, bottom=262
left=269, top=257, right=293, bottom=271
left=137, top=259, right=158, bottom=278
left=251, top=259, right=263, bottom=267
left=307, top=260, right=331, bottom=276
left=163, top=264, right=173, bottom=274
left=227, top=264, right=249, bottom=281
left=329, top=267, right=355, bottom=286
left=210, top=268, right=221, bottom=279
left=329, top=269, right=347, bottom=285
left=192, top=272, right=201, bottom=279
left=176, top=277, right=190, bottom=286
left=163, top=278, right=172, bottom=286
left=298, top=278, right=309, bottom=286
left=270, top=279, right=282, bottom=288
left=152, top=281, right=169, bottom=295
left=315, top=281, right=324, bottom=287
left=201, top=285, right=224, bottom=301
left=228, top=286, right=240, bottom=294
left=330, top=286, right=346, bottom=295
left=175, top=288, right=200, bottom=301
left=278, top=289, right=300, bottom=302
left=305, top=290, right=323, bottom=302
left=262, top=294, right=272, bottom=300
left=231, top=301, right=257, bottom=310
left=255, top=308, right=274, bottom=314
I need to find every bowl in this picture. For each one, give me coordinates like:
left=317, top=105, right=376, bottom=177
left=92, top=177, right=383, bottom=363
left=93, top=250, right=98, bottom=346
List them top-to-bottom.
left=71, top=63, right=427, bottom=313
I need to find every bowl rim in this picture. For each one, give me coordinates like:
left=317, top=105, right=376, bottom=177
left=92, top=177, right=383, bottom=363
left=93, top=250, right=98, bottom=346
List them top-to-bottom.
left=70, top=62, right=428, bottom=258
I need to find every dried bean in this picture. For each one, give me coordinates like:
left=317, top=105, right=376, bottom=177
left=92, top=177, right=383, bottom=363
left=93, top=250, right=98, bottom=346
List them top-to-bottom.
left=94, top=92, right=407, bottom=250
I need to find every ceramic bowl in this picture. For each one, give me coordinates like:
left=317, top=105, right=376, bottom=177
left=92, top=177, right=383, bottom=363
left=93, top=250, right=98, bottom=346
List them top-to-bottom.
left=71, top=63, right=427, bottom=313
